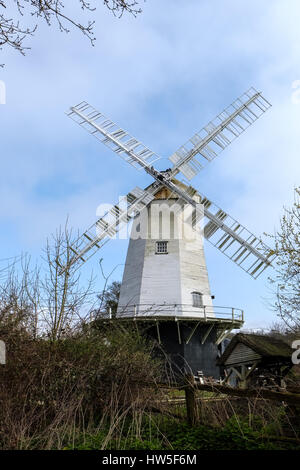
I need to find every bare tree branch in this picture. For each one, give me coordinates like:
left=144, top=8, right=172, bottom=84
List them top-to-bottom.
left=0, top=0, right=144, bottom=62
left=266, top=187, right=300, bottom=332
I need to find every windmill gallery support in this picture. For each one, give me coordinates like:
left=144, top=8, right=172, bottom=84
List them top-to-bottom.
left=57, top=87, right=276, bottom=379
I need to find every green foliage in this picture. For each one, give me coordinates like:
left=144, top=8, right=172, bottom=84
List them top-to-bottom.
left=96, top=281, right=121, bottom=317
left=62, top=414, right=300, bottom=451
left=165, top=416, right=300, bottom=450
left=64, top=432, right=163, bottom=451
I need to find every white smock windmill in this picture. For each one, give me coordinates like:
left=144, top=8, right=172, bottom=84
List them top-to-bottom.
left=59, top=88, right=275, bottom=377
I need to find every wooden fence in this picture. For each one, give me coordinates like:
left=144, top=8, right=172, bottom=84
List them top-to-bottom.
left=168, top=375, right=300, bottom=426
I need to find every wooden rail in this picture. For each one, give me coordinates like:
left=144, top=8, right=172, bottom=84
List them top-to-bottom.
left=180, top=375, right=300, bottom=425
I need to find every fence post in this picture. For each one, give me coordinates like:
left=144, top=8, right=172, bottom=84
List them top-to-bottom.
left=185, top=374, right=199, bottom=426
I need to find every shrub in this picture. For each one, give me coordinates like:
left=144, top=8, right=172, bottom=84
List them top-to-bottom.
left=0, top=322, right=163, bottom=449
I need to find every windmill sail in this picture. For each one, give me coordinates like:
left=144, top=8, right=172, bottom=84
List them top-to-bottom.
left=62, top=88, right=276, bottom=279
left=169, top=88, right=271, bottom=181
left=67, top=102, right=160, bottom=172
left=135, top=179, right=276, bottom=279
left=58, top=187, right=154, bottom=274
left=190, top=191, right=276, bottom=279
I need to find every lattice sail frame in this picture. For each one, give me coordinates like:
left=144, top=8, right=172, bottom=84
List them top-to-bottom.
left=60, top=88, right=274, bottom=278
left=169, top=88, right=271, bottom=181
left=67, top=103, right=161, bottom=171
left=150, top=183, right=276, bottom=279
left=58, top=187, right=154, bottom=274
left=191, top=190, right=276, bottom=279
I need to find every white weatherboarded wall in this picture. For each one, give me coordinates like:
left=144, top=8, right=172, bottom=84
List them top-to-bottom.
left=117, top=196, right=214, bottom=318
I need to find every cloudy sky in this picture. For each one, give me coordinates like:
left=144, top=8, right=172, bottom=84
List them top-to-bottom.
left=0, top=0, right=299, bottom=329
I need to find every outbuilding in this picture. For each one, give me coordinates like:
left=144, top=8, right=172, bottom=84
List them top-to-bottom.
left=218, top=333, right=293, bottom=389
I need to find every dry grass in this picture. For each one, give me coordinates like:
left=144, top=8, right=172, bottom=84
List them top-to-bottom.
left=0, top=322, right=164, bottom=450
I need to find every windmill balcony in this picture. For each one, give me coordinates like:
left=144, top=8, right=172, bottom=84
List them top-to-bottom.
left=113, top=303, right=244, bottom=325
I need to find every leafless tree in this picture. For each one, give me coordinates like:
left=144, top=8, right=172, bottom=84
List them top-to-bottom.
left=0, top=0, right=143, bottom=62
left=266, top=187, right=300, bottom=333
left=0, top=224, right=96, bottom=341
left=38, top=224, right=96, bottom=341
left=94, top=258, right=122, bottom=318
left=0, top=260, right=35, bottom=333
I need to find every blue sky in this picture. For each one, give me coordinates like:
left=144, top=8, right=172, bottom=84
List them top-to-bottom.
left=0, top=0, right=299, bottom=329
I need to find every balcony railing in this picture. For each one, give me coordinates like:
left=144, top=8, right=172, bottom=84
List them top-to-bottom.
left=103, top=303, right=244, bottom=322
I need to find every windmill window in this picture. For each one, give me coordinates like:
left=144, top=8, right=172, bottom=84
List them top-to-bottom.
left=156, top=241, right=168, bottom=254
left=192, top=291, right=203, bottom=307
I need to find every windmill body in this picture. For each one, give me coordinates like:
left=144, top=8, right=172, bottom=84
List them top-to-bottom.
left=60, top=88, right=275, bottom=379
left=117, top=185, right=214, bottom=318
left=117, top=186, right=220, bottom=377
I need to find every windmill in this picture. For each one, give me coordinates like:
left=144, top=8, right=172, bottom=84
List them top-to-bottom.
left=59, top=87, right=275, bottom=378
